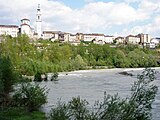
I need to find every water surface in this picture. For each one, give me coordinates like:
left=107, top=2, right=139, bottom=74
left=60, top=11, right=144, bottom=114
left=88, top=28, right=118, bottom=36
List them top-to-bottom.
left=41, top=68, right=160, bottom=120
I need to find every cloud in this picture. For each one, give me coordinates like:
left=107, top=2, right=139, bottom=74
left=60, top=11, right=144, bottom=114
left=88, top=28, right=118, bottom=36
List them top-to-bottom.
left=0, top=0, right=160, bottom=37
left=84, top=0, right=95, bottom=3
left=120, top=15, right=160, bottom=37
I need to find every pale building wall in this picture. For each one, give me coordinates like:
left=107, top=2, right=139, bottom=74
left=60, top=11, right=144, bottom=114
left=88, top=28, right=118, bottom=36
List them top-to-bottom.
left=20, top=19, right=33, bottom=37
left=0, top=25, right=18, bottom=37
left=43, top=31, right=59, bottom=41
left=64, top=33, right=70, bottom=42
left=69, top=34, right=77, bottom=42
left=83, top=34, right=104, bottom=42
left=126, top=35, right=140, bottom=44
left=104, top=36, right=115, bottom=43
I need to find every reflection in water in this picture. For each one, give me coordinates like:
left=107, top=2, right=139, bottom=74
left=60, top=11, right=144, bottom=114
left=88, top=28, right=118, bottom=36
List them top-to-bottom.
left=41, top=68, right=160, bottom=120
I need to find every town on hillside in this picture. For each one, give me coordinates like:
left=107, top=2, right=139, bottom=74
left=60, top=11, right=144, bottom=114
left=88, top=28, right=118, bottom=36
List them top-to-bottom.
left=0, top=4, right=160, bottom=48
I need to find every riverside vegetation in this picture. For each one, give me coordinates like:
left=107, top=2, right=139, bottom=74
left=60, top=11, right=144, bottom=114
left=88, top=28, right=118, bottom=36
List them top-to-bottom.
left=0, top=35, right=159, bottom=119
left=0, top=35, right=160, bottom=76
left=0, top=55, right=158, bottom=120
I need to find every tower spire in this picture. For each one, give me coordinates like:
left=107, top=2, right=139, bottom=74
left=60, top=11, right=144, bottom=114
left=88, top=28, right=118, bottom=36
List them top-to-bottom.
left=36, top=4, right=42, bottom=38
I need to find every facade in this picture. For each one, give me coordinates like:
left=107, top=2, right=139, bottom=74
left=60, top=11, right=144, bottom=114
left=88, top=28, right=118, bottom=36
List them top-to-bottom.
left=36, top=4, right=42, bottom=38
left=20, top=18, right=33, bottom=37
left=0, top=25, right=18, bottom=37
left=43, top=31, right=59, bottom=41
left=64, top=33, right=70, bottom=42
left=76, top=33, right=83, bottom=41
left=138, top=33, right=151, bottom=44
left=69, top=34, right=77, bottom=42
left=82, top=34, right=105, bottom=42
left=104, top=35, right=115, bottom=43
left=126, top=35, right=140, bottom=44
left=115, top=37, right=125, bottom=44
left=151, top=38, right=160, bottom=46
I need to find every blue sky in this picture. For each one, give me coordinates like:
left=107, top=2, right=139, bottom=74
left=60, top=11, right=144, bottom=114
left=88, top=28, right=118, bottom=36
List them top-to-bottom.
left=0, top=0, right=160, bottom=37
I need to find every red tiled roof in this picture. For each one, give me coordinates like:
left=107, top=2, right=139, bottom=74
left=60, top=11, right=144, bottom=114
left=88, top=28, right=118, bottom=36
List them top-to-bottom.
left=21, top=18, right=30, bottom=21
left=0, top=25, right=18, bottom=28
left=43, top=31, right=62, bottom=34
left=83, top=33, right=104, bottom=36
left=105, top=35, right=114, bottom=37
left=126, top=35, right=136, bottom=37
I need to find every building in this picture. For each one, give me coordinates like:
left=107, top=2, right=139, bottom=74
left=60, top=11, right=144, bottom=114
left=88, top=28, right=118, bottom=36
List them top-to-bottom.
left=36, top=4, right=42, bottom=38
left=20, top=18, right=33, bottom=37
left=0, top=25, right=18, bottom=37
left=43, top=31, right=59, bottom=41
left=76, top=33, right=83, bottom=41
left=82, top=33, right=105, bottom=42
left=138, top=33, right=151, bottom=44
left=69, top=34, right=77, bottom=42
left=104, top=35, right=115, bottom=44
left=126, top=35, right=140, bottom=44
left=115, top=37, right=125, bottom=44
left=151, top=38, right=160, bottom=45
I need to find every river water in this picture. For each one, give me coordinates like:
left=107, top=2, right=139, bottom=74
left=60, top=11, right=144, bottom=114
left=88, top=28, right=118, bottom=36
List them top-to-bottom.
left=41, top=68, right=160, bottom=120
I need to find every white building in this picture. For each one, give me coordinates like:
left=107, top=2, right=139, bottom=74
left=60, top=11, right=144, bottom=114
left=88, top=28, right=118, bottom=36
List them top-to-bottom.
left=36, top=4, right=42, bottom=38
left=20, top=18, right=33, bottom=37
left=0, top=25, right=18, bottom=37
left=43, top=31, right=59, bottom=41
left=64, top=33, right=70, bottom=42
left=138, top=33, right=151, bottom=44
left=68, top=34, right=77, bottom=42
left=82, top=34, right=105, bottom=42
left=104, top=35, right=115, bottom=43
left=126, top=35, right=140, bottom=44
left=115, top=37, right=125, bottom=44
left=151, top=38, right=160, bottom=45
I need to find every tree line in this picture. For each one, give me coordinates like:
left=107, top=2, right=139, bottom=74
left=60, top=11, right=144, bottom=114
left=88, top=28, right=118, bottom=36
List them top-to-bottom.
left=0, top=35, right=159, bottom=76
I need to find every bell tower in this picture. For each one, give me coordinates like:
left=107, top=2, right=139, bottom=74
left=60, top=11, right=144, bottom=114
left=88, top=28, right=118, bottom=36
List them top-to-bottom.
left=36, top=4, right=42, bottom=38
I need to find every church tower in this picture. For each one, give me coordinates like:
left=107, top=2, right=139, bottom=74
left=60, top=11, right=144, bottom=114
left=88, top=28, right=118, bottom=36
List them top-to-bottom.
left=36, top=4, right=42, bottom=38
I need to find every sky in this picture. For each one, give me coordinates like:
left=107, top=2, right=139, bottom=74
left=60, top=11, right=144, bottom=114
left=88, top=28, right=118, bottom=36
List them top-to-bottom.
left=0, top=0, right=160, bottom=37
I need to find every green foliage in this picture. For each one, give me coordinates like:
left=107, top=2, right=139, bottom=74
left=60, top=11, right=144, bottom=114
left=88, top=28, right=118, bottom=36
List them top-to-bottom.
left=0, top=35, right=159, bottom=76
left=72, top=55, right=87, bottom=70
left=0, top=56, right=19, bottom=108
left=49, top=68, right=158, bottom=120
left=129, top=68, right=158, bottom=120
left=34, top=72, right=42, bottom=82
left=51, top=72, right=59, bottom=81
left=12, top=83, right=48, bottom=112
left=49, top=97, right=90, bottom=120
left=68, top=97, right=90, bottom=120
left=49, top=102, right=70, bottom=120
left=0, top=107, right=46, bottom=120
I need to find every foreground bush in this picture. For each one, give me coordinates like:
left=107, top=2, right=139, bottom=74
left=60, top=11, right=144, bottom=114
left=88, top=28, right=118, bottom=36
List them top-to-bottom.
left=0, top=56, right=18, bottom=108
left=49, top=68, right=158, bottom=120
left=12, top=83, right=48, bottom=112
left=0, top=107, right=46, bottom=120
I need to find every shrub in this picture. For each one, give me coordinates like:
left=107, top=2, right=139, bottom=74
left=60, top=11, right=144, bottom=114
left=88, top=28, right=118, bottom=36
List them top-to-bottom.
left=0, top=56, right=18, bottom=108
left=34, top=72, right=42, bottom=82
left=51, top=72, right=59, bottom=81
left=12, top=83, right=48, bottom=112
left=49, top=97, right=89, bottom=120
left=49, top=102, right=70, bottom=120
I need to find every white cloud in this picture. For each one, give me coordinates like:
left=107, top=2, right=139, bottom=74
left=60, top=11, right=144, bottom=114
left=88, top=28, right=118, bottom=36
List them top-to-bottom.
left=84, top=0, right=95, bottom=3
left=124, top=0, right=140, bottom=3
left=120, top=15, right=160, bottom=37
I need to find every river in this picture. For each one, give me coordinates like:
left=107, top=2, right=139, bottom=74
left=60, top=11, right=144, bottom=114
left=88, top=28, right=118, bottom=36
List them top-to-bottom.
left=41, top=68, right=160, bottom=120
